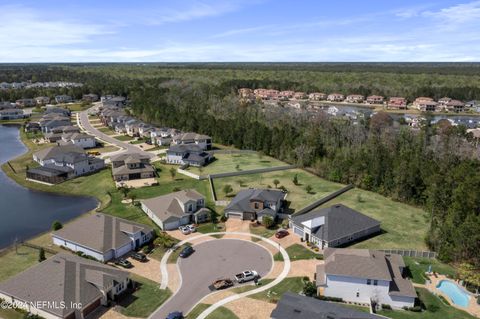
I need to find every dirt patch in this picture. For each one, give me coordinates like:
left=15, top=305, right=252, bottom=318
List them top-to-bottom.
left=126, top=257, right=161, bottom=283
left=287, top=259, right=322, bottom=280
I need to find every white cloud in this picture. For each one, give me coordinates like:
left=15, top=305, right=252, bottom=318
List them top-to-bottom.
left=422, top=0, right=480, bottom=22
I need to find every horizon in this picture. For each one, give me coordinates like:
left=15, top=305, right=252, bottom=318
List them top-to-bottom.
left=1, top=0, right=480, bottom=63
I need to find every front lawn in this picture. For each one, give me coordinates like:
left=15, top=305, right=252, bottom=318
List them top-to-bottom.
left=97, top=127, right=116, bottom=135
left=115, top=135, right=134, bottom=141
left=186, top=152, right=288, bottom=176
left=213, top=168, right=344, bottom=211
left=317, top=188, right=429, bottom=250
left=197, top=222, right=226, bottom=234
left=249, top=223, right=278, bottom=239
left=274, top=243, right=322, bottom=261
left=0, top=245, right=54, bottom=282
left=404, top=257, right=457, bottom=284
left=120, top=275, right=171, bottom=318
left=249, top=277, right=305, bottom=303
left=377, top=288, right=476, bottom=319
left=187, top=304, right=239, bottom=319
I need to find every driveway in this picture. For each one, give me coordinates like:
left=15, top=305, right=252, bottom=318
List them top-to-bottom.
left=78, top=110, right=154, bottom=158
left=152, top=239, right=273, bottom=319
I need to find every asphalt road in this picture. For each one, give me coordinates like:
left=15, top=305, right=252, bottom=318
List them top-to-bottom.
left=78, top=110, right=154, bottom=158
left=152, top=239, right=273, bottom=319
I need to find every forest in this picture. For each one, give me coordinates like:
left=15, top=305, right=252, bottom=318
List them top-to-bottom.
left=1, top=63, right=479, bottom=266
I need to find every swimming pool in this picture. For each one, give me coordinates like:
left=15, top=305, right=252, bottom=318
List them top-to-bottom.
left=436, top=280, right=471, bottom=307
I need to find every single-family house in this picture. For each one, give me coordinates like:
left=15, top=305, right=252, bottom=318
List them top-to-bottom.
left=293, top=91, right=307, bottom=100
left=308, top=92, right=327, bottom=101
left=82, top=93, right=99, bottom=102
left=327, top=93, right=345, bottom=102
left=345, top=94, right=365, bottom=103
left=55, top=95, right=73, bottom=104
left=366, top=95, right=385, bottom=105
left=34, top=96, right=50, bottom=105
left=102, top=96, right=126, bottom=107
left=387, top=97, right=407, bottom=109
left=412, top=97, right=433, bottom=109
left=438, top=97, right=452, bottom=106
left=15, top=98, right=36, bottom=107
left=445, top=99, right=465, bottom=113
left=0, top=101, right=15, bottom=109
left=44, top=106, right=71, bottom=117
left=0, top=108, right=25, bottom=120
left=39, top=118, right=72, bottom=133
left=125, top=120, right=141, bottom=137
left=25, top=122, right=41, bottom=132
left=61, top=132, right=97, bottom=148
left=171, top=132, right=212, bottom=150
left=166, top=144, right=212, bottom=167
left=111, top=153, right=156, bottom=182
left=141, top=189, right=210, bottom=230
left=224, top=189, right=286, bottom=221
left=290, top=204, right=380, bottom=248
left=52, top=213, right=153, bottom=261
left=316, top=248, right=416, bottom=309
left=0, top=253, right=130, bottom=319
left=271, top=292, right=383, bottom=319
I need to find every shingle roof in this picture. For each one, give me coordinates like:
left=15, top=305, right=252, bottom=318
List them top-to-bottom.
left=172, top=132, right=211, bottom=141
left=34, top=144, right=87, bottom=164
left=141, top=189, right=204, bottom=223
left=225, top=189, right=285, bottom=213
left=291, top=204, right=380, bottom=242
left=52, top=213, right=153, bottom=254
left=0, top=253, right=129, bottom=318
left=271, top=292, right=383, bottom=319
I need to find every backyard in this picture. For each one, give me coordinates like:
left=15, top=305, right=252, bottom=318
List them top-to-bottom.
left=186, top=152, right=288, bottom=176
left=213, top=168, right=344, bottom=211
left=0, top=245, right=53, bottom=282
left=404, top=257, right=457, bottom=284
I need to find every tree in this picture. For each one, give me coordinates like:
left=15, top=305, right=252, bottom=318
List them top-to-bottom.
left=169, top=167, right=176, bottom=180
left=292, top=174, right=299, bottom=185
left=273, top=179, right=280, bottom=188
left=223, top=184, right=233, bottom=197
left=305, top=185, right=313, bottom=194
left=120, top=186, right=130, bottom=198
left=129, top=193, right=137, bottom=205
left=210, top=210, right=218, bottom=224
left=262, top=215, right=275, bottom=229
left=51, top=220, right=63, bottom=231
left=38, top=248, right=46, bottom=262
left=303, top=280, right=317, bottom=297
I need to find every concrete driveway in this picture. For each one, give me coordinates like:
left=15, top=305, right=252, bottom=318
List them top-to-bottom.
left=78, top=110, right=154, bottom=158
left=152, top=239, right=273, bottom=319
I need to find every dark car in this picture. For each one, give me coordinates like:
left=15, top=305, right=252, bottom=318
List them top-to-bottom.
left=275, top=229, right=289, bottom=239
left=179, top=246, right=194, bottom=258
left=131, top=252, right=148, bottom=262
left=115, top=258, right=133, bottom=268
left=166, top=311, right=183, bottom=319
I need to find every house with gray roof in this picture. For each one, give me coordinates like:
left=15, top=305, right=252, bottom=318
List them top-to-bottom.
left=55, top=95, right=73, bottom=104
left=0, top=108, right=25, bottom=120
left=60, top=132, right=97, bottom=148
left=171, top=132, right=212, bottom=150
left=166, top=144, right=213, bottom=167
left=111, top=153, right=156, bottom=183
left=224, top=188, right=286, bottom=222
left=141, top=189, right=210, bottom=230
left=290, top=204, right=380, bottom=249
left=52, top=213, right=153, bottom=261
left=316, top=248, right=416, bottom=309
left=0, top=253, right=130, bottom=319
left=271, top=292, right=383, bottom=319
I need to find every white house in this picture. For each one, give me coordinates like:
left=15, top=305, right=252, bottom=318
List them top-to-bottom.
left=61, top=132, right=97, bottom=148
left=171, top=132, right=212, bottom=150
left=141, top=189, right=210, bottom=230
left=52, top=213, right=153, bottom=262
left=316, top=248, right=417, bottom=309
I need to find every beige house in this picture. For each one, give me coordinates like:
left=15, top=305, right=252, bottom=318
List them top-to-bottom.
left=111, top=153, right=156, bottom=182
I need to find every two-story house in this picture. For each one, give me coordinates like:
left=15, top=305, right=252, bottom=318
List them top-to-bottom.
left=345, top=94, right=365, bottom=103
left=366, top=95, right=385, bottom=105
left=61, top=132, right=97, bottom=148
left=171, top=132, right=212, bottom=150
left=166, top=144, right=212, bottom=167
left=111, top=153, right=156, bottom=182
left=224, top=188, right=286, bottom=221
left=141, top=189, right=211, bottom=230
left=316, top=248, right=416, bottom=309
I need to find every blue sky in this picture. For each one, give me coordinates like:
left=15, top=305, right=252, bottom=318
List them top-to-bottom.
left=1, top=0, right=479, bottom=62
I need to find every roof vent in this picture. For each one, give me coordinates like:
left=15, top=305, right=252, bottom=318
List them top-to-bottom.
left=334, top=204, right=341, bottom=208
left=53, top=260, right=61, bottom=264
left=294, top=309, right=301, bottom=313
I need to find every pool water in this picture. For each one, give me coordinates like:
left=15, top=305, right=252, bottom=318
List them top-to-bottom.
left=436, top=280, right=471, bottom=307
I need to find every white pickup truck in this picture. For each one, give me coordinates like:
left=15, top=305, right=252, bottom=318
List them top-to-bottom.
left=234, top=270, right=258, bottom=283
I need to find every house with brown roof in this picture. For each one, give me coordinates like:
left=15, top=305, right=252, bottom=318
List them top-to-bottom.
left=345, top=94, right=365, bottom=103
left=366, top=95, right=384, bottom=105
left=387, top=97, right=407, bottom=109
left=413, top=97, right=439, bottom=112
left=445, top=99, right=465, bottom=113
left=111, top=153, right=156, bottom=183
left=141, top=189, right=210, bottom=230
left=52, top=213, right=153, bottom=261
left=315, top=248, right=416, bottom=309
left=0, top=253, right=130, bottom=319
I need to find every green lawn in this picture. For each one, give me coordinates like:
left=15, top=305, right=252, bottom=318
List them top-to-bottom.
left=63, top=102, right=91, bottom=111
left=97, top=127, right=117, bottom=135
left=115, top=135, right=134, bottom=141
left=186, top=152, right=288, bottom=175
left=213, top=168, right=344, bottom=211
left=317, top=188, right=429, bottom=250
left=197, top=222, right=226, bottom=233
left=249, top=223, right=278, bottom=239
left=167, top=243, right=192, bottom=264
left=274, top=243, right=323, bottom=261
left=0, top=246, right=54, bottom=282
left=404, top=257, right=457, bottom=284
left=120, top=275, right=172, bottom=318
left=249, top=277, right=305, bottom=303
left=377, top=288, right=476, bottom=319
left=187, top=304, right=239, bottom=319
left=0, top=308, right=24, bottom=319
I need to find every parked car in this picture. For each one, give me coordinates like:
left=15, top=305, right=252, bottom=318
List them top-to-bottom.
left=186, top=224, right=197, bottom=233
left=179, top=226, right=191, bottom=235
left=275, top=229, right=289, bottom=239
left=179, top=246, right=194, bottom=258
left=131, top=252, right=148, bottom=262
left=115, top=258, right=133, bottom=269
left=235, top=270, right=258, bottom=283
left=212, top=278, right=234, bottom=290
left=166, top=311, right=183, bottom=319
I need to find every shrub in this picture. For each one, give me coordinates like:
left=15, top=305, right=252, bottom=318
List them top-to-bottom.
left=292, top=174, right=299, bottom=185
left=305, top=185, right=312, bottom=194
left=173, top=187, right=181, bottom=192
left=220, top=214, right=228, bottom=222
left=262, top=215, right=275, bottom=229
left=281, top=219, right=289, bottom=229
left=51, top=220, right=63, bottom=231
left=142, top=245, right=152, bottom=254
left=38, top=248, right=46, bottom=262
left=302, top=280, right=317, bottom=297
left=316, top=295, right=343, bottom=302
left=381, top=304, right=392, bottom=310
left=428, top=304, right=439, bottom=312
left=408, top=306, right=422, bottom=312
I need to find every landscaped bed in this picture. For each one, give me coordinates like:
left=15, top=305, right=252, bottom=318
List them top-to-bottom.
left=186, top=152, right=288, bottom=175
left=213, top=168, right=344, bottom=210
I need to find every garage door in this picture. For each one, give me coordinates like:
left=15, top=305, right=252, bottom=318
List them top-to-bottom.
left=227, top=211, right=243, bottom=219
left=164, top=221, right=180, bottom=230
left=294, top=226, right=304, bottom=237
